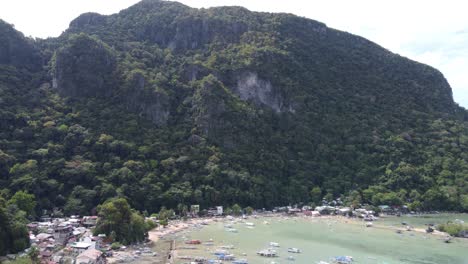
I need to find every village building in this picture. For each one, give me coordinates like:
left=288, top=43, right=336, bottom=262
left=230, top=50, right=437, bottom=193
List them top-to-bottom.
left=287, top=208, right=302, bottom=215
left=82, top=216, right=98, bottom=227
left=53, top=224, right=73, bottom=245
left=35, top=233, right=54, bottom=242
left=70, top=242, right=93, bottom=254
left=76, top=248, right=105, bottom=264
left=39, top=250, right=53, bottom=262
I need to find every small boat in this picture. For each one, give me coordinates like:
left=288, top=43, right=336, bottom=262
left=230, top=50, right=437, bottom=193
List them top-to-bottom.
left=246, top=222, right=255, bottom=226
left=365, top=222, right=373, bottom=227
left=226, top=228, right=238, bottom=233
left=185, top=240, right=202, bottom=245
left=269, top=242, right=280, bottom=247
left=220, top=245, right=234, bottom=249
left=287, top=248, right=301, bottom=253
left=213, top=249, right=229, bottom=256
left=257, top=249, right=278, bottom=257
left=217, top=254, right=235, bottom=260
left=287, top=255, right=295, bottom=261
left=332, top=256, right=353, bottom=264
left=317, top=262, right=330, bottom=264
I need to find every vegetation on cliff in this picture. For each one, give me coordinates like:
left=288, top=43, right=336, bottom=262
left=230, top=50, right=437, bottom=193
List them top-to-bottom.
left=0, top=0, right=468, bottom=238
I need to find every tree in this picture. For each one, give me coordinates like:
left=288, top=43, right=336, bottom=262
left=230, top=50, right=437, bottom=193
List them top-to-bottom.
left=310, top=187, right=322, bottom=204
left=8, top=190, right=36, bottom=217
left=347, top=190, right=362, bottom=208
left=460, top=195, right=468, bottom=212
left=0, top=197, right=29, bottom=255
left=93, top=198, right=147, bottom=244
left=177, top=203, right=188, bottom=217
left=231, top=204, right=242, bottom=215
left=158, top=206, right=174, bottom=221
left=244, top=206, right=254, bottom=215
left=224, top=207, right=233, bottom=215
left=159, top=218, right=168, bottom=227
left=28, top=246, right=39, bottom=264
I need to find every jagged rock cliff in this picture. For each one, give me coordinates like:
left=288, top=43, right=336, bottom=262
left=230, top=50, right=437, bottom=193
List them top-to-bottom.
left=1, top=0, right=468, bottom=215
left=0, top=19, right=42, bottom=71
left=53, top=34, right=117, bottom=97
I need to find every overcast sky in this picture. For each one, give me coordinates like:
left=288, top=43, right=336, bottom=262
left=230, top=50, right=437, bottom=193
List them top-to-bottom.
left=1, top=0, right=467, bottom=108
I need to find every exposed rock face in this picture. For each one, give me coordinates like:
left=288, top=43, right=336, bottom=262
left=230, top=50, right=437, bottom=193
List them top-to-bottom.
left=69, top=13, right=106, bottom=29
left=136, top=16, right=248, bottom=51
left=169, top=17, right=248, bottom=51
left=0, top=20, right=42, bottom=71
left=53, top=33, right=170, bottom=126
left=53, top=34, right=117, bottom=98
left=124, top=72, right=169, bottom=126
left=235, top=72, right=283, bottom=112
left=192, top=75, right=227, bottom=138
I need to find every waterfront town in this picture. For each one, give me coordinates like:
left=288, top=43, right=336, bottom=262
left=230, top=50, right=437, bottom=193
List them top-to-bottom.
left=3, top=200, right=459, bottom=264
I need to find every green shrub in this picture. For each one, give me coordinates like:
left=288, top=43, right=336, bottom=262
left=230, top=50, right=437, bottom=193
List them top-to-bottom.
left=437, top=222, right=468, bottom=237
left=111, top=242, right=122, bottom=250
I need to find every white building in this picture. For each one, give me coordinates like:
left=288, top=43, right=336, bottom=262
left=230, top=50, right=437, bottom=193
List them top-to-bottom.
left=70, top=242, right=93, bottom=254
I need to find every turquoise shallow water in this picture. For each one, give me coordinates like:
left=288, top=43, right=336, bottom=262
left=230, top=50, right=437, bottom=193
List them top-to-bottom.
left=379, top=213, right=468, bottom=228
left=173, top=215, right=468, bottom=264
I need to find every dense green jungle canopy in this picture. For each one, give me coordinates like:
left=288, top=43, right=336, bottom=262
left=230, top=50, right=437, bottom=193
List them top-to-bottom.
left=1, top=0, right=468, bottom=227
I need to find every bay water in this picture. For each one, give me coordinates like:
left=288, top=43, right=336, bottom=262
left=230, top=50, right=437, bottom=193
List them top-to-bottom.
left=173, top=214, right=468, bottom=264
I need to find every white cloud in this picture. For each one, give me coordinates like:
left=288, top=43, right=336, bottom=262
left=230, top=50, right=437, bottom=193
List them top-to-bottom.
left=0, top=0, right=467, bottom=107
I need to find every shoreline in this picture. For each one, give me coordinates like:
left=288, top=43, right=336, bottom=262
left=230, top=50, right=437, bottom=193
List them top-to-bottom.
left=118, top=213, right=462, bottom=263
left=312, top=214, right=451, bottom=237
left=147, top=218, right=215, bottom=263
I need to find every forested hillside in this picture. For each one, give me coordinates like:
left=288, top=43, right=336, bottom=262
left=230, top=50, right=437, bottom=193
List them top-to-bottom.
left=1, top=0, right=468, bottom=220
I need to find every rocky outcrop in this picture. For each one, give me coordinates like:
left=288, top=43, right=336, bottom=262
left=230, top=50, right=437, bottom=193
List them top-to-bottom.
left=69, top=13, right=106, bottom=29
left=0, top=19, right=42, bottom=71
left=53, top=33, right=117, bottom=98
left=124, top=71, right=169, bottom=126
left=235, top=72, right=286, bottom=112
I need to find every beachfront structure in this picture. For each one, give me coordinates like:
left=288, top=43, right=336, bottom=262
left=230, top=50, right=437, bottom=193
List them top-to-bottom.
left=191, top=204, right=200, bottom=214
left=217, top=206, right=223, bottom=215
left=315, top=206, right=336, bottom=215
left=337, top=207, right=351, bottom=216
left=288, top=208, right=302, bottom=215
left=311, top=210, right=321, bottom=217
